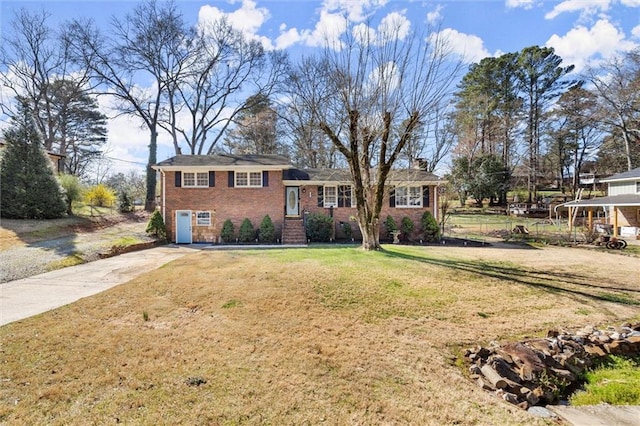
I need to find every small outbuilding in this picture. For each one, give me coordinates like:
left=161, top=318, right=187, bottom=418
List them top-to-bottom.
left=562, top=167, right=640, bottom=238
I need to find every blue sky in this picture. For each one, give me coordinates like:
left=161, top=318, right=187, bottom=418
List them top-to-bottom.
left=1, top=0, right=640, bottom=175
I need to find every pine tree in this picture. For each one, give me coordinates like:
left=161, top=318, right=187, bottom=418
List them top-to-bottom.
left=1, top=102, right=66, bottom=219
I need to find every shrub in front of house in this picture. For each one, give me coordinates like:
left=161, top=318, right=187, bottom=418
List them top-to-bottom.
left=146, top=210, right=167, bottom=242
left=421, top=211, right=441, bottom=242
left=306, top=212, right=333, bottom=242
left=259, top=215, right=275, bottom=243
left=383, top=215, right=398, bottom=241
left=384, top=215, right=398, bottom=232
left=401, top=216, right=414, bottom=241
left=239, top=218, right=255, bottom=243
left=220, top=219, right=235, bottom=243
left=342, top=222, right=353, bottom=241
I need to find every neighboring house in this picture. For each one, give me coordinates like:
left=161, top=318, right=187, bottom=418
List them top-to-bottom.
left=0, top=138, right=65, bottom=174
left=152, top=154, right=444, bottom=244
left=564, top=166, right=640, bottom=238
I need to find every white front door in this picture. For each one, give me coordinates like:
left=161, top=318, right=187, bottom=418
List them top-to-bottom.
left=285, top=187, right=299, bottom=216
left=175, top=210, right=192, bottom=244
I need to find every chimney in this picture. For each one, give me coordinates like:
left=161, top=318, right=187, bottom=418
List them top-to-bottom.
left=412, top=158, right=428, bottom=171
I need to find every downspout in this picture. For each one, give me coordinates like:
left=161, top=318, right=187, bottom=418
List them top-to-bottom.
left=161, top=169, right=166, bottom=220
left=434, top=184, right=439, bottom=221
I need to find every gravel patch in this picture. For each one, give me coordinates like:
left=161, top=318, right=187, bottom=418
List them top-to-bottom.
left=0, top=220, right=154, bottom=283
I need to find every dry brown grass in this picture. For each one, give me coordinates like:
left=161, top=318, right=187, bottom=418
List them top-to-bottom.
left=1, top=244, right=639, bottom=425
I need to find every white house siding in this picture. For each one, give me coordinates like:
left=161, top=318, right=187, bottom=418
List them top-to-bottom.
left=608, top=181, right=638, bottom=196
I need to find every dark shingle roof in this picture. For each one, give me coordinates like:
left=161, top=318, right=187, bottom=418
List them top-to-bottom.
left=154, top=154, right=292, bottom=168
left=154, top=155, right=444, bottom=183
left=601, top=167, right=640, bottom=182
left=284, top=168, right=443, bottom=183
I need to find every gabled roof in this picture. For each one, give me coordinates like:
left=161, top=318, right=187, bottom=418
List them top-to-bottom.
left=153, top=154, right=292, bottom=170
left=154, top=154, right=444, bottom=184
left=601, top=166, right=640, bottom=183
left=283, top=168, right=443, bottom=184
left=284, top=168, right=351, bottom=182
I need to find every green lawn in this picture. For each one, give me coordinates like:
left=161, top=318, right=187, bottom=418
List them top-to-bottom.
left=1, top=244, right=639, bottom=425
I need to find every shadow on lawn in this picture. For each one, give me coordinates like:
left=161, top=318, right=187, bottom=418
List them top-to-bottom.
left=381, top=248, right=640, bottom=306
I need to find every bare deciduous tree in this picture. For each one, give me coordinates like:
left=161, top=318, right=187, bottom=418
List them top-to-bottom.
left=66, top=0, right=188, bottom=210
left=1, top=7, right=105, bottom=174
left=164, top=17, right=289, bottom=155
left=289, top=19, right=461, bottom=250
left=585, top=49, right=640, bottom=172
left=279, top=56, right=340, bottom=168
left=547, top=85, right=604, bottom=195
left=401, top=104, right=456, bottom=173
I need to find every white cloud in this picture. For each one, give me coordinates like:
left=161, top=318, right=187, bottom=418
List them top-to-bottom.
left=198, top=0, right=273, bottom=49
left=274, top=0, right=404, bottom=50
left=321, top=0, right=389, bottom=22
left=505, top=0, right=536, bottom=9
left=544, top=0, right=611, bottom=20
left=621, top=0, right=640, bottom=5
left=426, top=5, right=443, bottom=24
left=301, top=10, right=348, bottom=48
left=378, top=11, right=411, bottom=41
left=546, top=18, right=637, bottom=71
left=352, top=22, right=376, bottom=45
left=633, top=24, right=640, bottom=38
left=275, top=25, right=302, bottom=50
left=436, top=28, right=492, bottom=63
left=96, top=95, right=155, bottom=173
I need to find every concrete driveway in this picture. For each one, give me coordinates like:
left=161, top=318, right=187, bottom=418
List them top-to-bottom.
left=0, top=245, right=197, bottom=326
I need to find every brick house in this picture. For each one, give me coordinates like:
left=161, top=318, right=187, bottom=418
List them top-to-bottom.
left=153, top=154, right=444, bottom=244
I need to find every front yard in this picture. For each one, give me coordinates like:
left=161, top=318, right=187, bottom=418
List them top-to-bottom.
left=1, top=244, right=639, bottom=424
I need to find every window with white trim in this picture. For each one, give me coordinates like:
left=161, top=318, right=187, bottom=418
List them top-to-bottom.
left=236, top=171, right=262, bottom=187
left=183, top=172, right=209, bottom=187
left=636, top=181, right=640, bottom=193
left=324, top=185, right=337, bottom=207
left=338, top=185, right=355, bottom=207
left=395, top=186, right=422, bottom=208
left=196, top=211, right=211, bottom=226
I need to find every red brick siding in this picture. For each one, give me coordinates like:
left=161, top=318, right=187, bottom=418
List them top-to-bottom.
left=162, top=170, right=284, bottom=243
left=161, top=173, right=437, bottom=243
left=298, top=184, right=436, bottom=241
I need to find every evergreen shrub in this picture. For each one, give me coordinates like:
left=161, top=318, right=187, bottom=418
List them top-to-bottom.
left=306, top=213, right=333, bottom=242
left=259, top=215, right=275, bottom=242
left=239, top=218, right=255, bottom=242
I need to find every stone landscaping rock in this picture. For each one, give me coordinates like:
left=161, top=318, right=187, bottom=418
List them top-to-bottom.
left=464, top=323, right=640, bottom=408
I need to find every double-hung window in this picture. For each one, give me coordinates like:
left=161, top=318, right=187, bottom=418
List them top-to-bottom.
left=236, top=171, right=263, bottom=187
left=183, top=172, right=209, bottom=188
left=338, top=185, right=355, bottom=207
left=324, top=186, right=337, bottom=207
left=395, top=186, right=422, bottom=208
left=196, top=211, right=211, bottom=226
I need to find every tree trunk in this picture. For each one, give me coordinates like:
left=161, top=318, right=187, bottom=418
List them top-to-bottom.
left=144, top=127, right=157, bottom=212
left=357, top=216, right=381, bottom=250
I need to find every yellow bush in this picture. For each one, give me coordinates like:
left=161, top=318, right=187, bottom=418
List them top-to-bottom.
left=84, top=184, right=116, bottom=207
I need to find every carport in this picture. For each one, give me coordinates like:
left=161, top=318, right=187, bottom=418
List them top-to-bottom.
left=562, top=194, right=640, bottom=237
